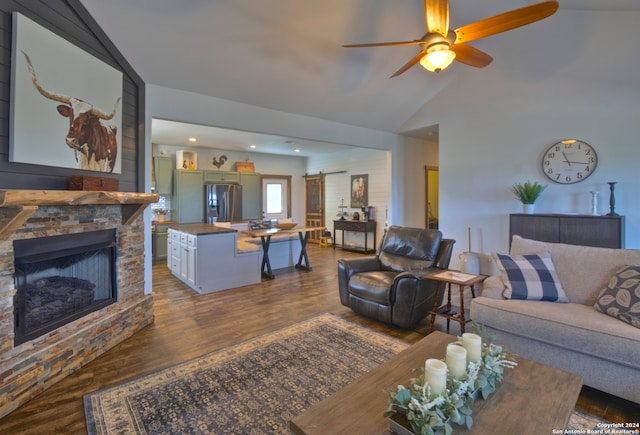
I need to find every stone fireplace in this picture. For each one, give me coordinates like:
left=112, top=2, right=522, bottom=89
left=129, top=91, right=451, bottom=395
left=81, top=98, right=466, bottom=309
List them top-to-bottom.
left=0, top=190, right=157, bottom=418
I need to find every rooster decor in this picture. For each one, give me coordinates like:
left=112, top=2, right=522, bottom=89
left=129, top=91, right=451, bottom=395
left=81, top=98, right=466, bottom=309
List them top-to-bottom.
left=212, top=155, right=227, bottom=168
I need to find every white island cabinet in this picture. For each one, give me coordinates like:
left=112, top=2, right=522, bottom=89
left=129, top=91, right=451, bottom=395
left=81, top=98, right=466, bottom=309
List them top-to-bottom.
left=167, top=225, right=262, bottom=294
left=168, top=230, right=197, bottom=285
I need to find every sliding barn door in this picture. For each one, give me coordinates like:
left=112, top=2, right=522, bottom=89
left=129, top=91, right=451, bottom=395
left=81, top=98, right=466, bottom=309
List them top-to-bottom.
left=305, top=175, right=324, bottom=243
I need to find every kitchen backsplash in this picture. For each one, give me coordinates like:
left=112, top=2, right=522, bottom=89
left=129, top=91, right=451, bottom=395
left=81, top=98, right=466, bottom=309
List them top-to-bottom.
left=151, top=195, right=172, bottom=221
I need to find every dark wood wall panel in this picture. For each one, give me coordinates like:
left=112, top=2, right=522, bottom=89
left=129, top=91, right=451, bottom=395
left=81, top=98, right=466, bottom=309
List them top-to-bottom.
left=0, top=0, right=145, bottom=192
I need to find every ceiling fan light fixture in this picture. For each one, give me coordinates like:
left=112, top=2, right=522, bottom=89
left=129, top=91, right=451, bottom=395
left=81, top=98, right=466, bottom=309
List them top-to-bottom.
left=420, top=42, right=456, bottom=73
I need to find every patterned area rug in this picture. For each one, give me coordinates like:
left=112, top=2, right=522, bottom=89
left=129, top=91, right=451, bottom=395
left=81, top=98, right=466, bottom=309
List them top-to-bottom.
left=83, top=313, right=409, bottom=434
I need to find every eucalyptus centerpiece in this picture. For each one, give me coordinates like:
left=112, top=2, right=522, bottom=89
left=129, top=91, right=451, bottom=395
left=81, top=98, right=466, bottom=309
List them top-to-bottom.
left=511, top=180, right=546, bottom=214
left=385, top=329, right=517, bottom=435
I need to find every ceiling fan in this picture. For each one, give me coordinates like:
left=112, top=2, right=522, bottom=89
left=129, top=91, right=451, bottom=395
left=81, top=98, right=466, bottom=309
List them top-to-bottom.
left=343, top=0, right=559, bottom=76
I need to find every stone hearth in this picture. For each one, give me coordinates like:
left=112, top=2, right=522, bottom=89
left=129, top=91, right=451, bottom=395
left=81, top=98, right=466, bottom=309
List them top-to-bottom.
left=0, top=190, right=157, bottom=418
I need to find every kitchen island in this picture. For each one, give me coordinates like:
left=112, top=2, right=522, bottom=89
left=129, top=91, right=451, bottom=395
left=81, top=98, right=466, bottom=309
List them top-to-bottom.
left=167, top=224, right=262, bottom=294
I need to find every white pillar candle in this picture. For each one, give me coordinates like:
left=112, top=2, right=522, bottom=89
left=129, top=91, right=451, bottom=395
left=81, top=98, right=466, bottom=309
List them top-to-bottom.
left=462, top=333, right=482, bottom=363
left=446, top=344, right=467, bottom=379
left=424, top=358, right=447, bottom=395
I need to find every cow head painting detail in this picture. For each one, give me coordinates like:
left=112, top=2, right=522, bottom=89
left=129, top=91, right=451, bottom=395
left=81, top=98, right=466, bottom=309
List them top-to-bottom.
left=22, top=51, right=120, bottom=173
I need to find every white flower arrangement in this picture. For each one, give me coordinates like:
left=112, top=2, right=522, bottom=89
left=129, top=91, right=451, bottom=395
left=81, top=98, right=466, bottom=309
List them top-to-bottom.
left=385, top=329, right=517, bottom=435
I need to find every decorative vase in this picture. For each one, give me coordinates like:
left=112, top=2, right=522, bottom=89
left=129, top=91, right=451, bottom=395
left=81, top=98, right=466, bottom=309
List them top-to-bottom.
left=590, top=191, right=599, bottom=215
left=522, top=204, right=535, bottom=214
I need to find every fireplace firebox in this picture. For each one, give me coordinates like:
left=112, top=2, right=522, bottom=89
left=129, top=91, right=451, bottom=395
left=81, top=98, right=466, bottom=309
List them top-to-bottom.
left=13, top=229, right=118, bottom=345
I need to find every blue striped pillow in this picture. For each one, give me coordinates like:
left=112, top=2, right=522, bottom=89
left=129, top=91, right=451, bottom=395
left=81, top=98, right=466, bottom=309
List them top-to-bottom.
left=493, top=252, right=569, bottom=302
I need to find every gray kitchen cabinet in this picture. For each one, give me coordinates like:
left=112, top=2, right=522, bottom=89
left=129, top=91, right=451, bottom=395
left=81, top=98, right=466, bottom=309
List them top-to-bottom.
left=153, top=156, right=174, bottom=195
left=173, top=170, right=204, bottom=223
left=204, top=171, right=240, bottom=183
left=240, top=172, right=261, bottom=220
left=153, top=224, right=169, bottom=263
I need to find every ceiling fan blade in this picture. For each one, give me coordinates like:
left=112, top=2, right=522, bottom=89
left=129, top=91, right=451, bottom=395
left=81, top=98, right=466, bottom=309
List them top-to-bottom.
left=425, top=0, right=449, bottom=36
left=454, top=1, right=559, bottom=44
left=342, top=40, right=424, bottom=48
left=451, top=43, right=493, bottom=68
left=390, top=49, right=427, bottom=78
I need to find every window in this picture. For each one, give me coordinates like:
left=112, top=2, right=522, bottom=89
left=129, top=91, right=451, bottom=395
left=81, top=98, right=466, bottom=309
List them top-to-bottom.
left=266, top=183, right=282, bottom=214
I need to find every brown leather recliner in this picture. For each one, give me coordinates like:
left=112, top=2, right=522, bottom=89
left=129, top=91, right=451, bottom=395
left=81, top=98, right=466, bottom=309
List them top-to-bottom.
left=338, top=225, right=455, bottom=328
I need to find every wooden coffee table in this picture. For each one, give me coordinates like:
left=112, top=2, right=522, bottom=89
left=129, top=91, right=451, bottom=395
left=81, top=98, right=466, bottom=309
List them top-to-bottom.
left=290, top=331, right=582, bottom=435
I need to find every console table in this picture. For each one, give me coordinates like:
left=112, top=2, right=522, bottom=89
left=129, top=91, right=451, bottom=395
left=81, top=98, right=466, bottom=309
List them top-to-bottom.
left=333, top=220, right=376, bottom=253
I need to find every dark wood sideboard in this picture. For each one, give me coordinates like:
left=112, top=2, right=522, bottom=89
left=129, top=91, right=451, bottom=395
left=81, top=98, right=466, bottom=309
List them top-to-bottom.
left=509, top=214, right=625, bottom=249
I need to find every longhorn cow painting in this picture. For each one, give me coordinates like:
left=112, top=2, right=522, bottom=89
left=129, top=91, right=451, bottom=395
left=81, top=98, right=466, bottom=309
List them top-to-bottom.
left=10, top=13, right=123, bottom=174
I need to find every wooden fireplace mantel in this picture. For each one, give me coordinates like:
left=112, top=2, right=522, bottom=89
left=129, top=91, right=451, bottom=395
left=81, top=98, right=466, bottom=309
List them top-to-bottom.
left=0, top=190, right=159, bottom=240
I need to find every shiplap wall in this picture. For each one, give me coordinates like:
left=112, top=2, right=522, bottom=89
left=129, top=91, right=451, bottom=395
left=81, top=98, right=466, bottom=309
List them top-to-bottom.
left=0, top=0, right=144, bottom=191
left=307, top=147, right=390, bottom=249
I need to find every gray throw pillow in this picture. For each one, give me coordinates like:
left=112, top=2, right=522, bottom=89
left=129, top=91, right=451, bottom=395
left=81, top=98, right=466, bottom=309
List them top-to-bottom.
left=594, top=265, right=640, bottom=329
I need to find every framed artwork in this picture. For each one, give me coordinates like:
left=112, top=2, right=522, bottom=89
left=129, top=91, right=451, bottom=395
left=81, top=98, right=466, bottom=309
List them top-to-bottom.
left=10, top=12, right=123, bottom=173
left=350, top=174, right=368, bottom=208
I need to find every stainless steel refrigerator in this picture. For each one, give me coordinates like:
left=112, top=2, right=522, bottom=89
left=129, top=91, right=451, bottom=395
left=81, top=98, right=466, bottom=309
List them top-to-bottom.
left=205, top=183, right=243, bottom=222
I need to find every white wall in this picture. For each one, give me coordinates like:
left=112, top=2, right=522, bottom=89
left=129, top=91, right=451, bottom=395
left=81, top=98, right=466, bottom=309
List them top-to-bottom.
left=400, top=10, right=640, bottom=267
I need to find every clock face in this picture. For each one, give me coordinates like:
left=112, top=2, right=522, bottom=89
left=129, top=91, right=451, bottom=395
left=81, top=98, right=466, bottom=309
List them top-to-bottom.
left=541, top=140, right=597, bottom=184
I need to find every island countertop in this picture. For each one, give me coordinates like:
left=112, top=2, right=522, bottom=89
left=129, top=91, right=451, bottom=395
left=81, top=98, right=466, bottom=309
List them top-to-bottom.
left=166, top=223, right=237, bottom=236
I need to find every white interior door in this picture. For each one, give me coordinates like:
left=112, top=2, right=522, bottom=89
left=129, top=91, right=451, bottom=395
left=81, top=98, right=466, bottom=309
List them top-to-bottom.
left=262, top=177, right=289, bottom=220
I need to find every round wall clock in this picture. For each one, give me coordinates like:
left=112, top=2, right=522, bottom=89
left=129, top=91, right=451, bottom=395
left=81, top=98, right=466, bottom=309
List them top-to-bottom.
left=541, top=140, right=597, bottom=184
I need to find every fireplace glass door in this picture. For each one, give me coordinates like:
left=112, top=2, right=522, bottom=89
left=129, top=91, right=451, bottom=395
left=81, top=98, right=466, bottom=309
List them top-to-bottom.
left=13, top=229, right=117, bottom=345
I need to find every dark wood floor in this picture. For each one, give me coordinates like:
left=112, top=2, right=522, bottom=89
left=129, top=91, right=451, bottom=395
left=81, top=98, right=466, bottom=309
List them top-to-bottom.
left=0, top=244, right=638, bottom=433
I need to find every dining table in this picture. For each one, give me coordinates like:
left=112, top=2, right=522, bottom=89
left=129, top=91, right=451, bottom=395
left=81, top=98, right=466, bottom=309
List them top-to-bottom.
left=242, top=226, right=324, bottom=279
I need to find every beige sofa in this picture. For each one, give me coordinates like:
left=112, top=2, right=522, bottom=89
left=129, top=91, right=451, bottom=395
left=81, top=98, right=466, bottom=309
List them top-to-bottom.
left=470, top=235, right=640, bottom=404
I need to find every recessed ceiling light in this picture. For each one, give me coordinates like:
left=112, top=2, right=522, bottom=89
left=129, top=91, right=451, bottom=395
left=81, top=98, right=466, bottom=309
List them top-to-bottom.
left=188, top=137, right=197, bottom=143
left=250, top=144, right=256, bottom=149
left=294, top=149, right=300, bottom=153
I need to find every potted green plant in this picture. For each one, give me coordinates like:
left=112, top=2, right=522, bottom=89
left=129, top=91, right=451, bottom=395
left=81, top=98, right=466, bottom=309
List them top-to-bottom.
left=511, top=180, right=546, bottom=214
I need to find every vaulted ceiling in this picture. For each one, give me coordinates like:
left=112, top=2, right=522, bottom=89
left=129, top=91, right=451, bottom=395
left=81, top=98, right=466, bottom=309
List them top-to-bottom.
left=79, top=0, right=640, bottom=153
